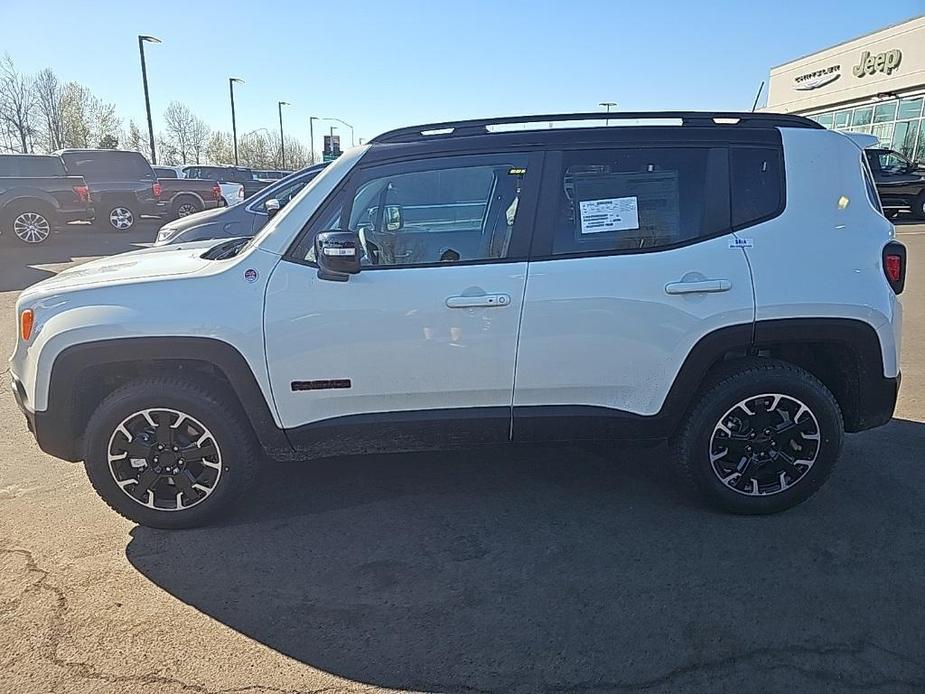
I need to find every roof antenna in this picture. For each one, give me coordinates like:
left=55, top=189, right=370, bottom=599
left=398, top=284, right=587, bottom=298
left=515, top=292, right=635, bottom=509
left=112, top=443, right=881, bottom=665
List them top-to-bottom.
left=751, top=81, right=765, bottom=112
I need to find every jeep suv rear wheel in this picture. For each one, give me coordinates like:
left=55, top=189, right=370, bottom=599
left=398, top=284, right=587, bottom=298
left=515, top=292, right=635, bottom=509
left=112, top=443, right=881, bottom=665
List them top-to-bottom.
left=673, top=360, right=843, bottom=514
left=83, top=377, right=258, bottom=528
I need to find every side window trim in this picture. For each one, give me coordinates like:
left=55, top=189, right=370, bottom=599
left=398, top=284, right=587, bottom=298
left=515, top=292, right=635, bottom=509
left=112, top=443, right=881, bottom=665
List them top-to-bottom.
left=284, top=150, right=545, bottom=269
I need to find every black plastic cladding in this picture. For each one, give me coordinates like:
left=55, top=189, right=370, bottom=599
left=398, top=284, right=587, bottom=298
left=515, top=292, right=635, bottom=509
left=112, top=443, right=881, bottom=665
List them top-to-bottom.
left=369, top=111, right=822, bottom=144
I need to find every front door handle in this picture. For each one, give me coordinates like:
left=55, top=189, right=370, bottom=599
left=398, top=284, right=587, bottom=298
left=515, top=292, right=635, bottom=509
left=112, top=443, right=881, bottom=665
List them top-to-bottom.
left=665, top=279, right=732, bottom=295
left=446, top=293, right=511, bottom=308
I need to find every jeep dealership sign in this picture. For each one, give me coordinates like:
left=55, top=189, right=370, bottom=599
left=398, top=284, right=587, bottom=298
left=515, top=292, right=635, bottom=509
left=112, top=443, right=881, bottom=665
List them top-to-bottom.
left=852, top=49, right=902, bottom=78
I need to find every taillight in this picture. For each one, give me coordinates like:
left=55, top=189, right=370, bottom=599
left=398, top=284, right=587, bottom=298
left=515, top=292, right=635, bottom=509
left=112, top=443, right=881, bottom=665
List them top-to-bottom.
left=152, top=182, right=162, bottom=199
left=212, top=183, right=221, bottom=200
left=72, top=184, right=90, bottom=203
left=883, top=241, right=906, bottom=295
left=20, top=309, right=34, bottom=341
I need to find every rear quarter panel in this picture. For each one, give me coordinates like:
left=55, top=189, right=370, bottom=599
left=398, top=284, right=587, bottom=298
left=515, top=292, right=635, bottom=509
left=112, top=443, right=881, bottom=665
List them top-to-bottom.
left=743, top=128, right=901, bottom=376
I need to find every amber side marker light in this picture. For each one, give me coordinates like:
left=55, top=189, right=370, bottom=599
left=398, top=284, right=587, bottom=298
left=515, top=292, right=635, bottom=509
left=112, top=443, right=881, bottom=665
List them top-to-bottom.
left=20, top=309, right=34, bottom=341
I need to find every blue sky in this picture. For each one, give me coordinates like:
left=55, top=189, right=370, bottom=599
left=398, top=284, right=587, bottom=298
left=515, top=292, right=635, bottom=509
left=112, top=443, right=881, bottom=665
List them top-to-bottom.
left=2, top=0, right=923, bottom=148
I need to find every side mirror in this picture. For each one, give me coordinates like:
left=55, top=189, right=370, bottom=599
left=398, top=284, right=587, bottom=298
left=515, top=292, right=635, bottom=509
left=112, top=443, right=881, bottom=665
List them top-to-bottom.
left=265, top=198, right=281, bottom=217
left=384, top=204, right=403, bottom=231
left=315, top=231, right=361, bottom=282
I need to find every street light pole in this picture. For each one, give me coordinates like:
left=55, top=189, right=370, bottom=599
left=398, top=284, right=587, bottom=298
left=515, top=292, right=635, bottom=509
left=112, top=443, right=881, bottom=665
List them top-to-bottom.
left=138, top=35, right=161, bottom=164
left=229, top=77, right=245, bottom=166
left=278, top=101, right=290, bottom=170
left=599, top=101, right=617, bottom=126
left=309, top=116, right=320, bottom=164
left=322, top=117, right=355, bottom=146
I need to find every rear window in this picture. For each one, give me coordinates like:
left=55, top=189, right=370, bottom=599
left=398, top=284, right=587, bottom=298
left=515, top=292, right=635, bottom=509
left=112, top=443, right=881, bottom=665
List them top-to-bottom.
left=730, top=147, right=784, bottom=228
left=61, top=151, right=155, bottom=181
left=0, top=155, right=66, bottom=177
left=153, top=167, right=178, bottom=178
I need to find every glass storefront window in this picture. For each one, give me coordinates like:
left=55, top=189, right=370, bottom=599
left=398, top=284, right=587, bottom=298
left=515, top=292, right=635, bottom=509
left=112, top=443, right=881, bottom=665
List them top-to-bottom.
left=898, top=97, right=923, bottom=120
left=873, top=101, right=898, bottom=123
left=852, top=106, right=873, bottom=126
left=833, top=111, right=851, bottom=129
left=815, top=113, right=834, bottom=127
left=917, top=119, right=925, bottom=163
left=891, top=121, right=918, bottom=159
left=871, top=123, right=894, bottom=146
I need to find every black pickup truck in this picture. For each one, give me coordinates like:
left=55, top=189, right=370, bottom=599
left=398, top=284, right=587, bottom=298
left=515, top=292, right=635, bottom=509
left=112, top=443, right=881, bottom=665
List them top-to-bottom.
left=865, top=148, right=925, bottom=219
left=58, top=149, right=165, bottom=231
left=0, top=154, right=93, bottom=244
left=181, top=165, right=273, bottom=199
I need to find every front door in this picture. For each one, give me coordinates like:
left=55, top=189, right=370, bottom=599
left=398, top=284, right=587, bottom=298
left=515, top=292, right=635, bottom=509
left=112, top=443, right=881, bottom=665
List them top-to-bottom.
left=263, top=151, right=542, bottom=453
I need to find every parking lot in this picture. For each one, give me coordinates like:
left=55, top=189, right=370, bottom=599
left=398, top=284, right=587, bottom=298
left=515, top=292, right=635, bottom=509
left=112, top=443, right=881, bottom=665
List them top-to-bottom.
left=1, top=220, right=923, bottom=693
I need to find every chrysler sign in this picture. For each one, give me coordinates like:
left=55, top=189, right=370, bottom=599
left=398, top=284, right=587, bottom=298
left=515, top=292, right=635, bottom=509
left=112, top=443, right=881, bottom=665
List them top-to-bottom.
left=794, top=64, right=841, bottom=91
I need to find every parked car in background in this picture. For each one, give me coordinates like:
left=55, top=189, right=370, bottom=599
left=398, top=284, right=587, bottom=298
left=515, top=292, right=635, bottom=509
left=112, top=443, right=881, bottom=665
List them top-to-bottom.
left=864, top=147, right=925, bottom=219
left=58, top=149, right=163, bottom=231
left=0, top=154, right=93, bottom=244
left=154, top=163, right=327, bottom=245
left=181, top=165, right=270, bottom=199
left=151, top=166, right=223, bottom=220
left=159, top=166, right=244, bottom=207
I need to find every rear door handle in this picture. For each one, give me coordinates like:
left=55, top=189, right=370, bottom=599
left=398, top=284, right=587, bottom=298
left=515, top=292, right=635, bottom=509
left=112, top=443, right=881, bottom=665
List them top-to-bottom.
left=664, top=279, right=732, bottom=295
left=446, top=294, right=511, bottom=308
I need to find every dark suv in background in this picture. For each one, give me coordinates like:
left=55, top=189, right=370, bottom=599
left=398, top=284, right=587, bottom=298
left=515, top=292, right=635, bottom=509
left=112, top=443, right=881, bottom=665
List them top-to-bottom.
left=865, top=147, right=925, bottom=219
left=58, top=149, right=164, bottom=231
left=0, top=154, right=93, bottom=244
left=182, top=165, right=272, bottom=199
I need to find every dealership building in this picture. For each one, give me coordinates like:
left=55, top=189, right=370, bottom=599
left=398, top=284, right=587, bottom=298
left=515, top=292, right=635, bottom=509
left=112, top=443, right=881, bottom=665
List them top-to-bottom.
left=764, top=14, right=925, bottom=164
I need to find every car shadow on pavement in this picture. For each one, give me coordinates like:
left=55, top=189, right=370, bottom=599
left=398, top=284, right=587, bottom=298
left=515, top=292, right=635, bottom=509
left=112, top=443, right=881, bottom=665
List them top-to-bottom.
left=0, top=225, right=156, bottom=292
left=126, top=419, right=925, bottom=692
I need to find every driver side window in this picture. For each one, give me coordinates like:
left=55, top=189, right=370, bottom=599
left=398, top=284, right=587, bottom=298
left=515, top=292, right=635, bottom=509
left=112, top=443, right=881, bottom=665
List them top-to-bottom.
left=302, top=154, right=529, bottom=267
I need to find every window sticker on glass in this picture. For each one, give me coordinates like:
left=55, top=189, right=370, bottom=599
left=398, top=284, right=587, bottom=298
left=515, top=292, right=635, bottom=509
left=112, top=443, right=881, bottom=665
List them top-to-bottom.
left=578, top=196, right=639, bottom=234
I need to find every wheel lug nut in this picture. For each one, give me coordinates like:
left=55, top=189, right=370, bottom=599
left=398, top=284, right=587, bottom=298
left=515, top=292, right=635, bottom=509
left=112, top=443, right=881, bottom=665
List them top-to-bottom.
left=746, top=445, right=752, bottom=453
left=154, top=467, right=161, bottom=473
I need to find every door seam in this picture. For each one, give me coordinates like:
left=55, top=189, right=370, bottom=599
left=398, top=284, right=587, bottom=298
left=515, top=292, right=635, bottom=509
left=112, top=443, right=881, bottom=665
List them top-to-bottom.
left=509, top=262, right=531, bottom=441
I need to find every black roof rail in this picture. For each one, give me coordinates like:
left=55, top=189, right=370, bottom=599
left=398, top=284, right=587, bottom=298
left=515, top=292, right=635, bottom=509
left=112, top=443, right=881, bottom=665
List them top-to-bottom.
left=369, top=111, right=822, bottom=144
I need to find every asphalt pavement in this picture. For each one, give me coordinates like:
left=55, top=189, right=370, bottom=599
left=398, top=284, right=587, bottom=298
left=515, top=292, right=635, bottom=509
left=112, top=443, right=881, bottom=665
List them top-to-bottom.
left=1, top=219, right=923, bottom=693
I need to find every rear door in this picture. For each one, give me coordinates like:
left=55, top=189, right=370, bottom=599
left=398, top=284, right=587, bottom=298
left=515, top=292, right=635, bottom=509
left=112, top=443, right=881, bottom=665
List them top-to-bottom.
left=513, top=133, right=760, bottom=440
left=263, top=150, right=542, bottom=451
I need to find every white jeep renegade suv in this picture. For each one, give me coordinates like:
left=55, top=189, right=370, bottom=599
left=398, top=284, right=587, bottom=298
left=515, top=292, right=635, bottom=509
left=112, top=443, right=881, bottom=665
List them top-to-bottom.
left=9, top=112, right=905, bottom=528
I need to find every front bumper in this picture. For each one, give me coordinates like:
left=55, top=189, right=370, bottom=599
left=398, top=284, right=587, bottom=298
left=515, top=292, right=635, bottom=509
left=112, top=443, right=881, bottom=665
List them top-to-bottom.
left=11, top=372, right=36, bottom=435
left=11, top=372, right=78, bottom=461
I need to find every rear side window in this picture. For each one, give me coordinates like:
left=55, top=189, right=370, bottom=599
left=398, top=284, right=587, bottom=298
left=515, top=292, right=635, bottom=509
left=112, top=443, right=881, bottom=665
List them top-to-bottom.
left=550, top=147, right=727, bottom=255
left=730, top=147, right=784, bottom=228
left=62, top=151, right=155, bottom=181
left=0, top=155, right=66, bottom=177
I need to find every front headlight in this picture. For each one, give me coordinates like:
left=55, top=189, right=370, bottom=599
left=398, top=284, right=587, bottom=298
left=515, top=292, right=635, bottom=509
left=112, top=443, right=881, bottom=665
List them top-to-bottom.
left=156, top=227, right=178, bottom=243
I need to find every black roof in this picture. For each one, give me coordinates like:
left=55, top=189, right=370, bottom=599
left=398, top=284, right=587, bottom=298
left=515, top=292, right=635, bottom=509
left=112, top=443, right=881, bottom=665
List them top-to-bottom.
left=370, top=111, right=821, bottom=145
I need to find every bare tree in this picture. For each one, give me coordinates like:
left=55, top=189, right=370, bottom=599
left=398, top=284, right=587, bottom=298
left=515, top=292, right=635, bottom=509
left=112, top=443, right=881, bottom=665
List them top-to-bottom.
left=0, top=54, right=35, bottom=152
left=33, top=68, right=65, bottom=151
left=59, top=82, right=120, bottom=149
left=163, top=101, right=197, bottom=164
left=189, top=115, right=210, bottom=164
left=123, top=119, right=151, bottom=160
left=206, top=130, right=233, bottom=164
left=238, top=130, right=277, bottom=169
left=281, top=134, right=309, bottom=169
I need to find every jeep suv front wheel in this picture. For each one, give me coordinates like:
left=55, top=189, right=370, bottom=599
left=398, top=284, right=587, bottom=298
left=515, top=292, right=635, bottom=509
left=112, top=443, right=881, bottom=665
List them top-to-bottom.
left=673, top=360, right=843, bottom=514
left=83, top=377, right=258, bottom=528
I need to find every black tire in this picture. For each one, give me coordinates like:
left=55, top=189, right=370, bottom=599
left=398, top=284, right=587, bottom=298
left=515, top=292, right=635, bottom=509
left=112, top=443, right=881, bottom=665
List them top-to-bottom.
left=172, top=197, right=202, bottom=219
left=3, top=201, right=55, bottom=244
left=103, top=203, right=136, bottom=232
left=672, top=359, right=843, bottom=515
left=83, top=377, right=259, bottom=529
